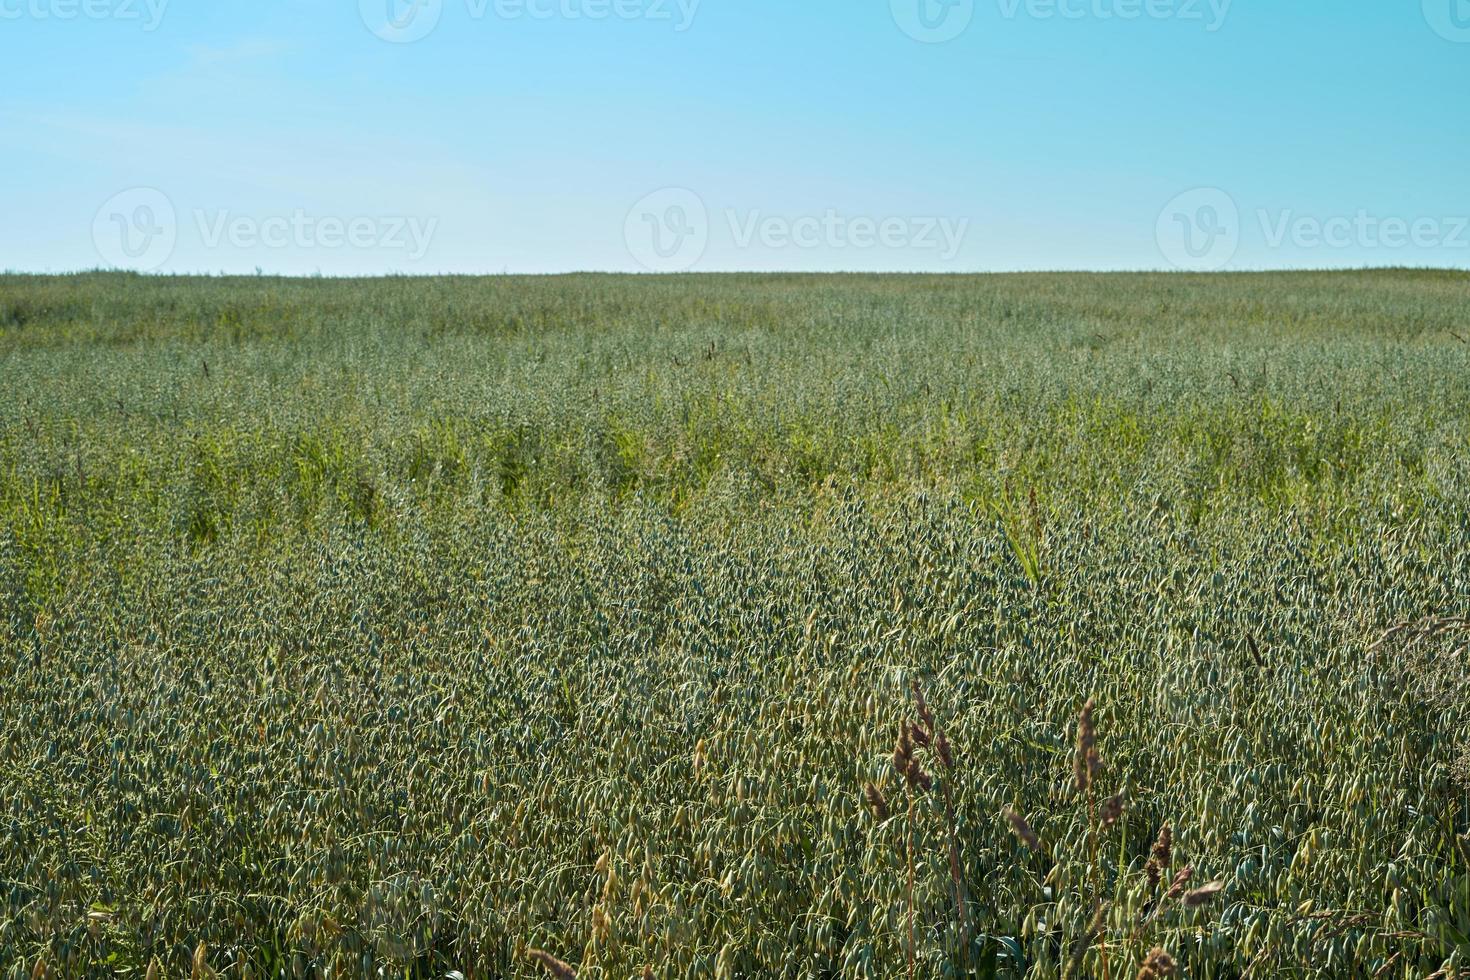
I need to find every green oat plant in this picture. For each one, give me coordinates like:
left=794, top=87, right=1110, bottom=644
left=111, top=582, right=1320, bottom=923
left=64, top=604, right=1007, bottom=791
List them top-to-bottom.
left=3, top=271, right=1470, bottom=976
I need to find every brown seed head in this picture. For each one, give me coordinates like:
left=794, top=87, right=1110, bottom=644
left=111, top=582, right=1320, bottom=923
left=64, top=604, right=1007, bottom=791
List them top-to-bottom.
left=912, top=681, right=935, bottom=729
left=1074, top=698, right=1098, bottom=792
left=910, top=721, right=932, bottom=750
left=893, top=723, right=914, bottom=774
left=936, top=729, right=954, bottom=769
left=905, top=757, right=932, bottom=792
left=863, top=782, right=888, bottom=821
left=1101, top=792, right=1124, bottom=828
left=1003, top=807, right=1041, bottom=850
left=1151, top=823, right=1173, bottom=868
left=1165, top=864, right=1193, bottom=900
left=1183, top=880, right=1225, bottom=908
left=1137, top=947, right=1177, bottom=979
left=527, top=949, right=578, bottom=980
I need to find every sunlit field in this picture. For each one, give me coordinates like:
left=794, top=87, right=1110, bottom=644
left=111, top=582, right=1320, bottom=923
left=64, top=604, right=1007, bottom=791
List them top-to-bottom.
left=3, top=270, right=1469, bottom=977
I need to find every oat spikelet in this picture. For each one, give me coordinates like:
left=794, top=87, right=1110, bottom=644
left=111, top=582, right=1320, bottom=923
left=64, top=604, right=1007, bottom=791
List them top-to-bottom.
left=1074, top=697, right=1100, bottom=792
left=863, top=782, right=888, bottom=821
left=1003, top=806, right=1040, bottom=850
left=1182, top=880, right=1225, bottom=908
left=191, top=942, right=211, bottom=980
left=1137, top=947, right=1177, bottom=979
left=527, top=949, right=578, bottom=980
left=30, top=958, right=48, bottom=980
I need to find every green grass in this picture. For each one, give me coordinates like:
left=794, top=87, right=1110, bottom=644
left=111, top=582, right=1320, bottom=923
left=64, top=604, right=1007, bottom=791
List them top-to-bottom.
left=1, top=270, right=1469, bottom=977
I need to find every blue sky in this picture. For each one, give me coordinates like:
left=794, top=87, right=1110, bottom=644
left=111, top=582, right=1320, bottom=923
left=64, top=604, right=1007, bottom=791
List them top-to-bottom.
left=1, top=1, right=1466, bottom=274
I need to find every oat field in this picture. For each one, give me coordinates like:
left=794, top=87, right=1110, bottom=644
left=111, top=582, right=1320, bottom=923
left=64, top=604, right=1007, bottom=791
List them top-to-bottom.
left=2, top=270, right=1470, bottom=978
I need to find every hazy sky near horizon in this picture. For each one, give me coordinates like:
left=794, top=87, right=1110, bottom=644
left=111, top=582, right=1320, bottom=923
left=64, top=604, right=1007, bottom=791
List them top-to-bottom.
left=2, top=1, right=1466, bottom=275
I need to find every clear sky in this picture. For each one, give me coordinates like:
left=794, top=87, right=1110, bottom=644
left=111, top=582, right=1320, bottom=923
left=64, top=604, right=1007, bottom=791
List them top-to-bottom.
left=2, top=1, right=1466, bottom=274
